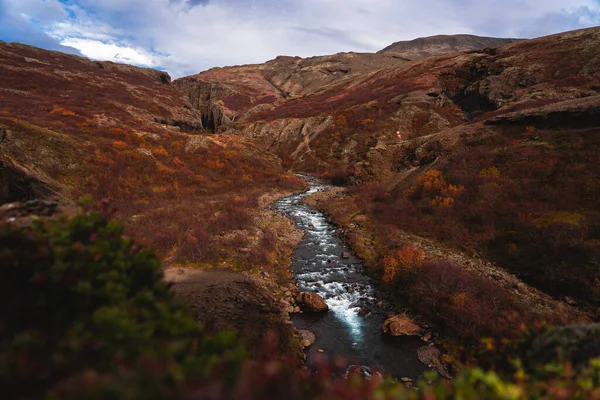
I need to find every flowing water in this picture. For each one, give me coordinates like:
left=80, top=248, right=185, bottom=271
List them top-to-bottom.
left=274, top=177, right=426, bottom=379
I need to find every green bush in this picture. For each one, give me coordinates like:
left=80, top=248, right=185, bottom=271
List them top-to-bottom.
left=0, top=212, right=245, bottom=399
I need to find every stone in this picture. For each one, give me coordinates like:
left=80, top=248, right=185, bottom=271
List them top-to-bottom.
left=342, top=252, right=350, bottom=259
left=295, top=292, right=328, bottom=312
left=565, top=296, right=577, bottom=305
left=358, top=308, right=369, bottom=317
left=381, top=314, right=421, bottom=336
left=298, top=330, right=316, bottom=348
left=417, top=346, right=451, bottom=379
left=345, top=365, right=382, bottom=380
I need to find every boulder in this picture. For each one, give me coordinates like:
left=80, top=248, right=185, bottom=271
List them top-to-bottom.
left=296, top=292, right=328, bottom=312
left=381, top=314, right=421, bottom=336
left=298, top=330, right=316, bottom=348
left=417, top=345, right=441, bottom=366
left=417, top=346, right=451, bottom=379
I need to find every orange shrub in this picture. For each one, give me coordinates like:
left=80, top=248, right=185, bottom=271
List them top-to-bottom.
left=49, top=106, right=76, bottom=117
left=334, top=115, right=347, bottom=127
left=524, top=125, right=537, bottom=138
left=109, top=127, right=128, bottom=136
left=112, top=141, right=127, bottom=150
left=153, top=146, right=168, bottom=157
left=172, top=157, right=185, bottom=168
left=204, top=159, right=225, bottom=169
left=430, top=195, right=455, bottom=210
left=382, top=244, right=425, bottom=284
left=396, top=244, right=425, bottom=270
left=382, top=253, right=399, bottom=285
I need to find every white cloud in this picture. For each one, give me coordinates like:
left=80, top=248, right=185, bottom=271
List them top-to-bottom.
left=1, top=0, right=599, bottom=78
left=59, top=37, right=162, bottom=66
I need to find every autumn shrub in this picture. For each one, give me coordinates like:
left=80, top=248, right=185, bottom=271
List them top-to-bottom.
left=112, top=140, right=128, bottom=149
left=209, top=203, right=253, bottom=234
left=176, top=227, right=213, bottom=263
left=260, top=229, right=278, bottom=252
left=382, top=245, right=425, bottom=285
left=401, top=259, right=530, bottom=340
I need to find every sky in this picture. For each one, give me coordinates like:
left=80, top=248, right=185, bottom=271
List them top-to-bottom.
left=0, top=0, right=599, bottom=78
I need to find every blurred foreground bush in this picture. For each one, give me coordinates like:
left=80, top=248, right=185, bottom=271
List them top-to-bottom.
left=1, top=212, right=600, bottom=399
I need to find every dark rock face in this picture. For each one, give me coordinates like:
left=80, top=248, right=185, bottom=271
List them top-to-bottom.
left=154, top=118, right=204, bottom=133
left=0, top=164, right=53, bottom=204
left=295, top=292, right=328, bottom=312
left=529, top=324, right=600, bottom=368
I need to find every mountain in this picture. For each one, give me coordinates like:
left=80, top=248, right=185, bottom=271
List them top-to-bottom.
left=175, top=28, right=599, bottom=176
left=378, top=34, right=523, bottom=60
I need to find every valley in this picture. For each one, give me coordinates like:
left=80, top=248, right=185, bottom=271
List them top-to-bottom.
left=1, top=26, right=600, bottom=398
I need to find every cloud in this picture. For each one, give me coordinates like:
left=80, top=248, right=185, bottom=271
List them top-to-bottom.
left=0, top=0, right=82, bottom=54
left=1, top=0, right=599, bottom=78
left=58, top=37, right=161, bottom=66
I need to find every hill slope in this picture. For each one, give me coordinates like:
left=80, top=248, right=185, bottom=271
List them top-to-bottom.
left=175, top=27, right=600, bottom=334
left=378, top=34, right=522, bottom=59
left=0, top=41, right=304, bottom=276
left=174, top=52, right=406, bottom=132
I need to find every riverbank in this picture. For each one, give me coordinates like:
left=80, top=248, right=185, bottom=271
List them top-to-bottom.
left=302, top=185, right=590, bottom=364
left=164, top=188, right=306, bottom=358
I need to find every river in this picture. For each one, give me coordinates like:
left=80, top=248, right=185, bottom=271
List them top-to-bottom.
left=273, top=177, right=427, bottom=379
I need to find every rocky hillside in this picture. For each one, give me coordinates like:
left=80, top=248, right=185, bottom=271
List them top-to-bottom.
left=175, top=27, right=600, bottom=330
left=176, top=28, right=599, bottom=177
left=378, top=34, right=522, bottom=60
left=0, top=41, right=305, bottom=275
left=0, top=41, right=203, bottom=201
left=174, top=52, right=406, bottom=133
